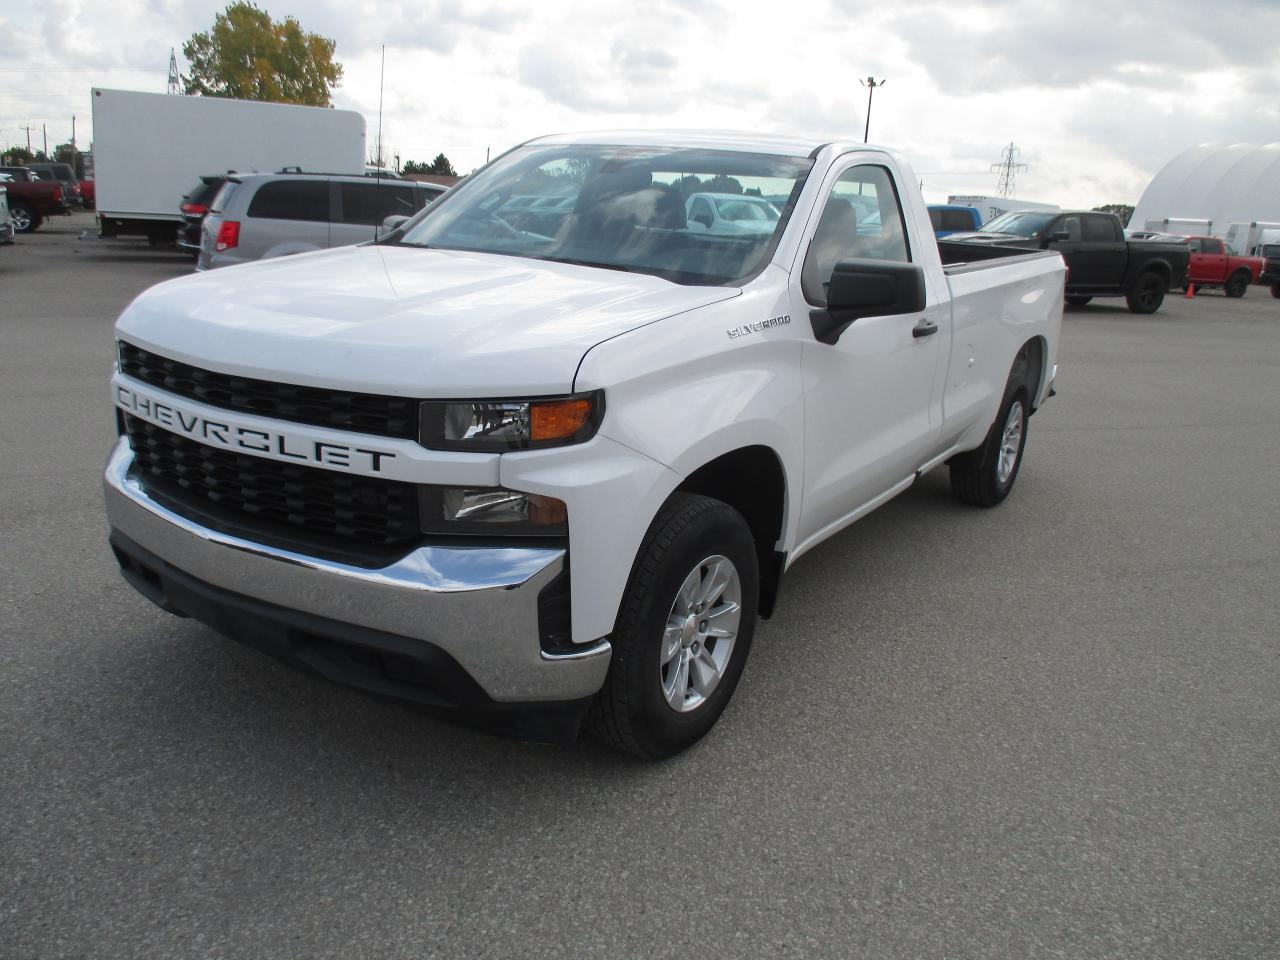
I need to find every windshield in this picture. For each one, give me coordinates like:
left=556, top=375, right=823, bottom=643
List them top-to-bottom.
left=394, top=144, right=812, bottom=285
left=982, top=212, right=1056, bottom=237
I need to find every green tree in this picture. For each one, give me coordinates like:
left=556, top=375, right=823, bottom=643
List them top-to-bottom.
left=182, top=2, right=343, bottom=107
left=2, top=146, right=37, bottom=165
left=426, top=153, right=457, bottom=177
left=402, top=154, right=457, bottom=177
left=1093, top=203, right=1134, bottom=227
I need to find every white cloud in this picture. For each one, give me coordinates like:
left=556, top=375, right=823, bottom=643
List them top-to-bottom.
left=1, top=0, right=1276, bottom=207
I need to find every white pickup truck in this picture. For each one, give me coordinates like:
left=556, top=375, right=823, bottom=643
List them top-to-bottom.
left=104, top=132, right=1063, bottom=757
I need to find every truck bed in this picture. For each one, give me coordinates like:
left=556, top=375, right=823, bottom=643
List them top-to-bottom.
left=937, top=239, right=1060, bottom=273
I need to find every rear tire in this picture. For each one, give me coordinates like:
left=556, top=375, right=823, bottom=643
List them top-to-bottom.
left=1126, top=271, right=1166, bottom=314
left=1224, top=271, right=1250, bottom=298
left=1271, top=283, right=1280, bottom=299
left=1065, top=295, right=1092, bottom=307
left=950, top=387, right=1029, bottom=508
left=587, top=494, right=759, bottom=758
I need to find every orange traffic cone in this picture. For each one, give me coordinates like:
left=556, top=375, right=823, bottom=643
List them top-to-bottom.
left=1185, top=283, right=1196, bottom=298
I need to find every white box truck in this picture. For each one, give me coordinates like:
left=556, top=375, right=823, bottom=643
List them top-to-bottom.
left=90, top=88, right=365, bottom=243
left=946, top=194, right=1058, bottom=226
left=1224, top=221, right=1280, bottom=256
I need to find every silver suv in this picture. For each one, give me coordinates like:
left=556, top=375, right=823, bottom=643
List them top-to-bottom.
left=198, top=172, right=444, bottom=270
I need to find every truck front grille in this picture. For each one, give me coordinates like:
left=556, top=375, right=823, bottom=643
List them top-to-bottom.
left=118, top=341, right=420, bottom=441
left=124, top=414, right=421, bottom=552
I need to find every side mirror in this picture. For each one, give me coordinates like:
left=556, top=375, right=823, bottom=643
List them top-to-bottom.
left=381, top=214, right=409, bottom=232
left=811, top=259, right=926, bottom=345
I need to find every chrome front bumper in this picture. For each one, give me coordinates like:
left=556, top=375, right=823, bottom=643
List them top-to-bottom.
left=103, top=438, right=611, bottom=704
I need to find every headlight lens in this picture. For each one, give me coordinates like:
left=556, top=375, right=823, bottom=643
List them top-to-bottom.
left=420, top=393, right=602, bottom=451
left=421, top=486, right=568, bottom=537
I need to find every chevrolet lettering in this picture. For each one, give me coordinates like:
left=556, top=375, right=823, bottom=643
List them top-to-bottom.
left=102, top=130, right=1063, bottom=758
left=113, top=381, right=398, bottom=473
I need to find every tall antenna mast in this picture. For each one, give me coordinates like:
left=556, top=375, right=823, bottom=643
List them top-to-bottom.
left=376, top=44, right=385, bottom=170
left=167, top=48, right=181, bottom=94
left=990, top=142, right=1028, bottom=198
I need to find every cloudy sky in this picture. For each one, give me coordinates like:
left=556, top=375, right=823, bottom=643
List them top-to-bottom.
left=2, top=0, right=1277, bottom=207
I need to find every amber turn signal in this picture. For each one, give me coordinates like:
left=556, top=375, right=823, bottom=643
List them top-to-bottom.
left=531, top=398, right=594, bottom=442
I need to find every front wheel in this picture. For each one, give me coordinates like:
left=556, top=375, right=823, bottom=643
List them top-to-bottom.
left=9, top=202, right=37, bottom=233
left=1224, top=271, right=1251, bottom=298
left=1126, top=272, right=1166, bottom=314
left=950, top=388, right=1029, bottom=507
left=587, top=494, right=758, bottom=758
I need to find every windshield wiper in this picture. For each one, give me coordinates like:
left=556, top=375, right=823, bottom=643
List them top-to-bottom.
left=537, top=256, right=637, bottom=274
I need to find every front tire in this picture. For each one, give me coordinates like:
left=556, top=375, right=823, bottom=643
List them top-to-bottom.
left=9, top=202, right=38, bottom=233
left=1126, top=271, right=1166, bottom=314
left=1224, top=271, right=1250, bottom=298
left=1065, top=295, right=1092, bottom=307
left=950, top=388, right=1029, bottom=507
left=587, top=494, right=759, bottom=758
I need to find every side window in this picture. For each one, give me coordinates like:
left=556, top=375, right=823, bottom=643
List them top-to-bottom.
left=802, top=164, right=909, bottom=305
left=247, top=180, right=329, bottom=222
left=339, top=183, right=418, bottom=225
left=689, top=197, right=714, bottom=228
left=943, top=209, right=975, bottom=232
left=1083, top=215, right=1117, bottom=242
left=1052, top=216, right=1082, bottom=242
left=1184, top=238, right=1202, bottom=253
left=1204, top=239, right=1223, bottom=255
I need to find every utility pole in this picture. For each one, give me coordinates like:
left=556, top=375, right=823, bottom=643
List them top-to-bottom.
left=860, top=76, right=886, bottom=143
left=42, top=123, right=48, bottom=159
left=21, top=124, right=35, bottom=153
left=989, top=142, right=1028, bottom=198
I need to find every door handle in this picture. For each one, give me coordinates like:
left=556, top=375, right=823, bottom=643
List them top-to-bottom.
left=912, top=320, right=938, bottom=339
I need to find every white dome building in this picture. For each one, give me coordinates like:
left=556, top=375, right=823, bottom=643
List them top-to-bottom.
left=1129, top=143, right=1280, bottom=237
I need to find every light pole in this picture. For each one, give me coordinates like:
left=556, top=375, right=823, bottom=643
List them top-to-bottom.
left=860, top=76, right=886, bottom=143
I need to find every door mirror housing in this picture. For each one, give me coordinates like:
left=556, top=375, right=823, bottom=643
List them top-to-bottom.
left=381, top=214, right=410, bottom=232
left=811, top=258, right=926, bottom=345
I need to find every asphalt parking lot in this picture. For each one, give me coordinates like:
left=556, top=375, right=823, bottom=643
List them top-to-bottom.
left=2, top=212, right=1277, bottom=960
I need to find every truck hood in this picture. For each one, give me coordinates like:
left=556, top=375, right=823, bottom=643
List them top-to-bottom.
left=116, top=245, right=738, bottom=396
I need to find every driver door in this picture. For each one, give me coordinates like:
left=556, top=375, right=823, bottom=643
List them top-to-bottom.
left=790, top=160, right=947, bottom=548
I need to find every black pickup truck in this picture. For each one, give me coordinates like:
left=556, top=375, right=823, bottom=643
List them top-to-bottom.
left=949, top=210, right=1189, bottom=314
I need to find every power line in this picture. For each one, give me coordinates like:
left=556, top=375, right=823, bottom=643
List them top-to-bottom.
left=989, top=142, right=1028, bottom=198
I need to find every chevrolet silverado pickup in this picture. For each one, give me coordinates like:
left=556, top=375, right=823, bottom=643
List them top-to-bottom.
left=104, top=132, right=1064, bottom=757
left=952, top=209, right=1188, bottom=314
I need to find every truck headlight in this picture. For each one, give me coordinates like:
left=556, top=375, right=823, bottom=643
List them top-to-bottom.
left=419, top=393, right=603, bottom=451
left=421, top=486, right=568, bottom=537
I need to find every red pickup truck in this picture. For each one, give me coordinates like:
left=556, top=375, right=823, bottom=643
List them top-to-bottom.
left=0, top=167, right=69, bottom=233
left=1183, top=235, right=1264, bottom=297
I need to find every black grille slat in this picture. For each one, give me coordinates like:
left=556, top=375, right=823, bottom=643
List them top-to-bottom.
left=118, top=342, right=419, bottom=440
left=124, top=415, right=420, bottom=550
